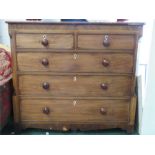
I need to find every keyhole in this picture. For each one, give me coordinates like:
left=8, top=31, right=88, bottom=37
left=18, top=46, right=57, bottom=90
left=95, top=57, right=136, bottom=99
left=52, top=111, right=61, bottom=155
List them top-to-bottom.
left=43, top=35, right=47, bottom=39
left=104, top=35, right=109, bottom=41
left=73, top=53, right=78, bottom=60
left=73, top=76, right=77, bottom=82
left=73, top=100, right=77, bottom=106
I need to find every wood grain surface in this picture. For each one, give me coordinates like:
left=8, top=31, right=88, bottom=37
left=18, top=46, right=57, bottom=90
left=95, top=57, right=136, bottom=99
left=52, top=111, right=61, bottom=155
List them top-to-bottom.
left=8, top=21, right=143, bottom=133
left=16, top=33, right=74, bottom=49
left=78, top=34, right=135, bottom=50
left=17, top=52, right=134, bottom=73
left=19, top=75, right=132, bottom=97
left=20, top=99, right=129, bottom=123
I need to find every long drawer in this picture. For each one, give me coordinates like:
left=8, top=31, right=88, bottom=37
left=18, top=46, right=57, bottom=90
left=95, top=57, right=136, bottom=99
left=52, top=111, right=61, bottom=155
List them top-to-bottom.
left=16, top=33, right=74, bottom=49
left=78, top=34, right=135, bottom=50
left=17, top=52, right=134, bottom=73
left=18, top=75, right=132, bottom=97
left=20, top=99, right=129, bottom=123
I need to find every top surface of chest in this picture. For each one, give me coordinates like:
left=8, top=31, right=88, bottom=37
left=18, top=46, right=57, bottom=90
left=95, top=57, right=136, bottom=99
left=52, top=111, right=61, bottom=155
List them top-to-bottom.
left=8, top=21, right=144, bottom=34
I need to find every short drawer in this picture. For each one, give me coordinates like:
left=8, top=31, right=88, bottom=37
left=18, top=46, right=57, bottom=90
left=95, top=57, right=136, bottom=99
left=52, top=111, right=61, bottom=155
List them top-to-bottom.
left=16, top=33, right=74, bottom=49
left=78, top=34, right=135, bottom=50
left=17, top=52, right=133, bottom=73
left=19, top=75, right=132, bottom=97
left=20, top=99, right=129, bottom=123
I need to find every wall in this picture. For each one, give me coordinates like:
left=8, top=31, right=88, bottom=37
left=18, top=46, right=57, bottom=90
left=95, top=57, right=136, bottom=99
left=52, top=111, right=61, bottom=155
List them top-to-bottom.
left=0, top=20, right=10, bottom=46
left=136, top=20, right=153, bottom=134
left=137, top=20, right=153, bottom=101
left=141, top=20, right=155, bottom=134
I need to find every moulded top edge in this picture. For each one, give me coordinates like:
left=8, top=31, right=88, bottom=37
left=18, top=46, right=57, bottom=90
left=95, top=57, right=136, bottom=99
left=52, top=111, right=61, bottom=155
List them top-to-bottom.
left=6, top=21, right=145, bottom=26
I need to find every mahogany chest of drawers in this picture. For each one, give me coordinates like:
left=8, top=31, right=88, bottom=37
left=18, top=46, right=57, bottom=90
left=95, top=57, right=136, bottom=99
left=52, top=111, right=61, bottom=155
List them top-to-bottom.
left=7, top=21, right=144, bottom=133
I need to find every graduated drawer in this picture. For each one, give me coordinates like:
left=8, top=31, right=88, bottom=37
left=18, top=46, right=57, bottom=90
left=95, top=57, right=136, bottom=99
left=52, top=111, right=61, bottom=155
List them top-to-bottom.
left=16, top=33, right=74, bottom=49
left=78, top=34, right=135, bottom=50
left=17, top=52, right=133, bottom=73
left=19, top=75, right=132, bottom=97
left=20, top=99, right=129, bottom=123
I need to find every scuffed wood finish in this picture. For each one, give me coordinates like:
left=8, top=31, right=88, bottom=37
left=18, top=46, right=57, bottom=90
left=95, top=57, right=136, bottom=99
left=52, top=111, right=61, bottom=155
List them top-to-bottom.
left=7, top=21, right=144, bottom=133
left=9, top=31, right=21, bottom=128
left=16, top=33, right=74, bottom=49
left=78, top=34, right=135, bottom=50
left=17, top=52, right=134, bottom=73
left=19, top=75, right=132, bottom=97
left=12, top=95, right=20, bottom=123
left=127, top=96, right=137, bottom=133
left=20, top=99, right=129, bottom=123
left=21, top=122, right=128, bottom=132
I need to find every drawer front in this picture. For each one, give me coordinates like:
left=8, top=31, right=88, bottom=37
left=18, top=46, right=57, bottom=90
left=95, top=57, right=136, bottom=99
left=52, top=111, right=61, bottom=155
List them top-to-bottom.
left=16, top=33, right=74, bottom=49
left=78, top=34, right=135, bottom=50
left=17, top=52, right=133, bottom=73
left=19, top=75, right=131, bottom=97
left=20, top=99, right=129, bottom=123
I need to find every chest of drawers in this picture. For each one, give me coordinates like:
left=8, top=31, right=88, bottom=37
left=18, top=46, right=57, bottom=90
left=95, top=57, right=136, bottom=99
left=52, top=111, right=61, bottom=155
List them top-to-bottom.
left=7, top=21, right=144, bottom=133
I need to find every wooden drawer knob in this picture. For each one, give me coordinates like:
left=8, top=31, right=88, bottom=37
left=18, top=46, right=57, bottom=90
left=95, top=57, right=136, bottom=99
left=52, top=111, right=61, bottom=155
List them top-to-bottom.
left=41, top=35, right=49, bottom=46
left=103, top=35, right=110, bottom=47
left=42, top=58, right=49, bottom=66
left=102, top=59, right=110, bottom=67
left=42, top=82, right=50, bottom=90
left=101, top=83, right=108, bottom=90
left=42, top=107, right=50, bottom=114
left=100, top=107, right=107, bottom=115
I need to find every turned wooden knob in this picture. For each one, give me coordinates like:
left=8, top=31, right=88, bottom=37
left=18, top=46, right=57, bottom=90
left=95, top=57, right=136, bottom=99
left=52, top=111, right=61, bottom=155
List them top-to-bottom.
left=41, top=35, right=49, bottom=46
left=103, top=35, right=110, bottom=47
left=42, top=58, right=49, bottom=66
left=102, top=59, right=110, bottom=67
left=42, top=82, right=50, bottom=90
left=101, top=83, right=108, bottom=90
left=42, top=107, right=50, bottom=114
left=100, top=107, right=107, bottom=115
left=62, top=126, right=68, bottom=132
